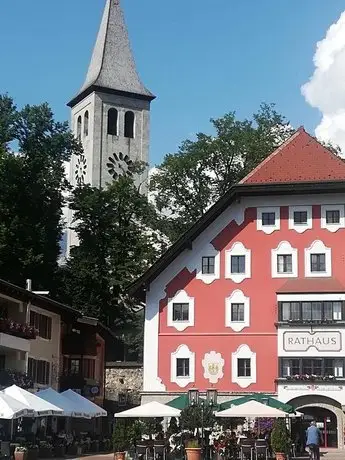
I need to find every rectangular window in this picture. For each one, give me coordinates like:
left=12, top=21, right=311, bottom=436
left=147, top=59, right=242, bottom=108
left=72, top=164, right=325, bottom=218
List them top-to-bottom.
left=326, top=210, right=340, bottom=224
left=294, top=211, right=308, bottom=224
left=262, top=212, right=275, bottom=226
left=310, top=253, right=326, bottom=272
left=277, top=254, right=292, bottom=273
left=231, top=255, right=245, bottom=274
left=202, top=256, right=215, bottom=275
left=280, top=301, right=343, bottom=322
left=172, top=303, right=189, bottom=322
left=231, top=303, right=245, bottom=322
left=30, top=311, right=52, bottom=340
left=28, top=358, right=50, bottom=385
left=82, top=358, right=96, bottom=379
left=176, top=358, right=189, bottom=377
left=237, top=358, right=251, bottom=377
left=70, top=359, right=80, bottom=374
left=282, top=359, right=300, bottom=377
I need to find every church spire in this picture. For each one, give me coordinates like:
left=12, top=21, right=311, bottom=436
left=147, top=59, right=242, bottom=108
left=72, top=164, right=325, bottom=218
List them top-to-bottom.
left=68, top=0, right=155, bottom=107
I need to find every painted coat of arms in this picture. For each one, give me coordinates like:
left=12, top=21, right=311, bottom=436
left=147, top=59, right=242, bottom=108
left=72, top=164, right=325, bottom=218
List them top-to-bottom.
left=202, top=351, right=224, bottom=384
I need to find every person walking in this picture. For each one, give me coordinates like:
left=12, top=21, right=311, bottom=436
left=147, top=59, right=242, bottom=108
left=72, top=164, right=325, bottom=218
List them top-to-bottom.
left=306, top=421, right=323, bottom=460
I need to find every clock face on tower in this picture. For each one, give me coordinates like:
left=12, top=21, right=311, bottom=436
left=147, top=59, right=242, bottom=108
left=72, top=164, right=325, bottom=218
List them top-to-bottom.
left=107, top=152, right=135, bottom=179
left=75, top=154, right=87, bottom=185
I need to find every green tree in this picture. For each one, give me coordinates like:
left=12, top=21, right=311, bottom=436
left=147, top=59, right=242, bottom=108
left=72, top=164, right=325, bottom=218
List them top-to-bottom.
left=0, top=95, right=81, bottom=288
left=150, top=103, right=293, bottom=241
left=57, top=170, right=163, bottom=328
left=180, top=405, right=215, bottom=431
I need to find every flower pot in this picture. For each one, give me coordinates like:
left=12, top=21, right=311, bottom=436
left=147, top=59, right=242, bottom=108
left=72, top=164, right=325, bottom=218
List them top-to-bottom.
left=185, top=447, right=202, bottom=460
left=15, top=452, right=27, bottom=460
left=114, top=452, right=126, bottom=460
left=275, top=453, right=286, bottom=460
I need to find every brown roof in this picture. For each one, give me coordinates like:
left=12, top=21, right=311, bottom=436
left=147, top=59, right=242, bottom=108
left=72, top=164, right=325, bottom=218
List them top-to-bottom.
left=240, top=127, right=345, bottom=184
left=277, top=278, right=345, bottom=294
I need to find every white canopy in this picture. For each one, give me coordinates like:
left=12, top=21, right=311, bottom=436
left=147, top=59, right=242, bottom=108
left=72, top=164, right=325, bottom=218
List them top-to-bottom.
left=3, top=385, right=63, bottom=416
left=36, top=388, right=90, bottom=418
left=62, top=389, right=107, bottom=417
left=0, top=392, right=34, bottom=419
left=215, top=400, right=288, bottom=418
left=115, top=401, right=181, bottom=418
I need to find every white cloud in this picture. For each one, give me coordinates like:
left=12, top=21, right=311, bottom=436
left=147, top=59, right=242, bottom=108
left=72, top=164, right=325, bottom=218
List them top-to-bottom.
left=302, top=11, right=345, bottom=152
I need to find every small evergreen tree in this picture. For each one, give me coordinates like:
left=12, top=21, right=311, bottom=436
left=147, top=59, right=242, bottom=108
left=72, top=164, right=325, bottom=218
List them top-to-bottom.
left=167, top=417, right=179, bottom=435
left=113, top=419, right=129, bottom=452
left=270, top=419, right=291, bottom=454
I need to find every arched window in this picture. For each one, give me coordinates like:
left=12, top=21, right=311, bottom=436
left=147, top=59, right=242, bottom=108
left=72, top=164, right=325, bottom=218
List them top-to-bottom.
left=107, top=108, right=118, bottom=135
left=84, top=111, right=89, bottom=137
left=124, top=111, right=135, bottom=138
left=77, top=116, right=82, bottom=139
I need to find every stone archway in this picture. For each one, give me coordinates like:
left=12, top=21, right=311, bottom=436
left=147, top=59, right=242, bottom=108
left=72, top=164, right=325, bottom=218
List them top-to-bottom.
left=288, top=394, right=345, bottom=449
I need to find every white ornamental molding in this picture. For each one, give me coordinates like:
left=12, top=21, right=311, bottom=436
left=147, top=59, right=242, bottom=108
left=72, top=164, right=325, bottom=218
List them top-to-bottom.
left=202, top=351, right=224, bottom=384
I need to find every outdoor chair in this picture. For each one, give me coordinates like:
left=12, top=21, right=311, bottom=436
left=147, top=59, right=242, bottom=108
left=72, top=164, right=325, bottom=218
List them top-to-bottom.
left=240, top=440, right=254, bottom=460
left=254, top=440, right=268, bottom=460
left=154, top=441, right=166, bottom=460
left=137, top=444, right=148, bottom=460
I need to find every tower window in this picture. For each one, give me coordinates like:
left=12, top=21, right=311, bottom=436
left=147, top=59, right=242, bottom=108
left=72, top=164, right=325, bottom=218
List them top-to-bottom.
left=107, top=108, right=118, bottom=136
left=84, top=111, right=89, bottom=137
left=124, top=111, right=135, bottom=138
left=77, top=116, right=82, bottom=139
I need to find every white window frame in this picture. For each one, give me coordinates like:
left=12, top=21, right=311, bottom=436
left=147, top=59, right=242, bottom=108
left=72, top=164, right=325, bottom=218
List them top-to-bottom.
left=321, top=204, right=345, bottom=233
left=288, top=206, right=312, bottom=233
left=257, top=207, right=280, bottom=234
left=304, top=240, right=331, bottom=277
left=271, top=241, right=298, bottom=278
left=225, top=242, right=251, bottom=283
left=196, top=243, right=220, bottom=285
left=167, top=290, right=194, bottom=332
left=225, top=290, right=250, bottom=332
left=171, top=344, right=195, bottom=388
left=231, top=344, right=256, bottom=388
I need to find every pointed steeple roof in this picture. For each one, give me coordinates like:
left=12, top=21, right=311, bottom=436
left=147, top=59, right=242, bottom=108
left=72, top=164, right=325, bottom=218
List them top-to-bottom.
left=68, top=0, right=155, bottom=107
left=240, top=127, right=345, bottom=184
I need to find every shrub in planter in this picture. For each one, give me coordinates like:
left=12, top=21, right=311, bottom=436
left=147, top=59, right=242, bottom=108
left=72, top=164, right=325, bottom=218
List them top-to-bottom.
left=113, top=419, right=129, bottom=460
left=270, top=419, right=291, bottom=460
left=185, top=439, right=201, bottom=460
left=15, top=446, right=28, bottom=460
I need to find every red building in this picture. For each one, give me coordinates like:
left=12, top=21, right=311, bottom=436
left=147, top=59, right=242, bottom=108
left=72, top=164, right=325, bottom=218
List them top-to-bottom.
left=132, top=128, right=345, bottom=448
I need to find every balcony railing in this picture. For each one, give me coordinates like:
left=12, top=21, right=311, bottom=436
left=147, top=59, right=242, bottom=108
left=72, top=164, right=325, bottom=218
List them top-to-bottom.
left=0, top=318, right=38, bottom=340
left=0, top=369, right=33, bottom=389
left=278, top=374, right=342, bottom=383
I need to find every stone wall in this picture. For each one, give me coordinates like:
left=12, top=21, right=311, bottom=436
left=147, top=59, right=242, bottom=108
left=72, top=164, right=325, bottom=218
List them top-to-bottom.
left=105, top=363, right=143, bottom=406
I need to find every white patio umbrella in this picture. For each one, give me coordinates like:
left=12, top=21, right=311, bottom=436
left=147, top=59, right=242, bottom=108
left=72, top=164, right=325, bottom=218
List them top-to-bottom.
left=3, top=385, right=63, bottom=416
left=36, top=388, right=90, bottom=418
left=62, top=389, right=107, bottom=417
left=0, top=392, right=34, bottom=419
left=215, top=400, right=289, bottom=418
left=115, top=401, right=181, bottom=418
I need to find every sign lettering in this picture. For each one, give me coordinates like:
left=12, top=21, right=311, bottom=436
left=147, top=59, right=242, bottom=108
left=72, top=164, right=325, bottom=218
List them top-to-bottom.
left=283, top=331, right=341, bottom=352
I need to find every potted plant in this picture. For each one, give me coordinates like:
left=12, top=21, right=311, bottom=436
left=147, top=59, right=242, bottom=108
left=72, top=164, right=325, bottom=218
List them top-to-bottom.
left=113, top=419, right=129, bottom=460
left=270, top=419, right=291, bottom=460
left=185, top=439, right=201, bottom=460
left=14, top=446, right=28, bottom=460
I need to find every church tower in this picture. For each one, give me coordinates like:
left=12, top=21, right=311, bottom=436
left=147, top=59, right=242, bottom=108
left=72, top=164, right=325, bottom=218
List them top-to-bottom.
left=66, top=0, right=155, bottom=252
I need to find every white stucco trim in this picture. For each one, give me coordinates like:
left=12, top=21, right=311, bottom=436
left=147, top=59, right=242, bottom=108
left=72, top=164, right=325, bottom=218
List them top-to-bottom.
left=321, top=204, right=345, bottom=233
left=257, top=206, right=280, bottom=234
left=288, top=206, right=312, bottom=233
left=304, top=240, right=331, bottom=277
left=271, top=241, right=298, bottom=278
left=225, top=242, right=251, bottom=283
left=195, top=243, right=220, bottom=284
left=167, top=290, right=194, bottom=332
left=225, top=290, right=250, bottom=332
left=277, top=293, right=345, bottom=301
left=171, top=344, right=195, bottom=388
left=231, top=344, right=256, bottom=388
left=202, top=351, right=224, bottom=384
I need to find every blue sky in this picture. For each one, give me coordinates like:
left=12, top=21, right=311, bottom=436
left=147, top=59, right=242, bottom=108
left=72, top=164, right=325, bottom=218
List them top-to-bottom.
left=1, top=0, right=345, bottom=165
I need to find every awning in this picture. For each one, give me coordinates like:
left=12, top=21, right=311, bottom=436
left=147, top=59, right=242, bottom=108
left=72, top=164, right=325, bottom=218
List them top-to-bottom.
left=3, top=385, right=63, bottom=416
left=36, top=388, right=90, bottom=418
left=61, top=389, right=107, bottom=417
left=0, top=392, right=34, bottom=419
left=219, top=394, right=295, bottom=413
left=215, top=400, right=289, bottom=418
left=115, top=401, right=181, bottom=418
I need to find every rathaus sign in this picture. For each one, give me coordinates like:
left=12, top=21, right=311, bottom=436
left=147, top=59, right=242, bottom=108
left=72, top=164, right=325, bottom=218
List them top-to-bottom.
left=283, top=331, right=341, bottom=352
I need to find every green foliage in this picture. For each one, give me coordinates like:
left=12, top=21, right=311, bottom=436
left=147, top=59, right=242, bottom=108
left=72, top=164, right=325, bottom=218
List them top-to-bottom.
left=0, top=94, right=81, bottom=289
left=150, top=103, right=294, bottom=241
left=180, top=405, right=215, bottom=431
left=141, top=417, right=163, bottom=436
left=167, top=417, right=179, bottom=436
left=112, top=419, right=130, bottom=452
left=270, top=419, right=291, bottom=454
left=127, top=420, right=143, bottom=444
left=185, top=439, right=200, bottom=448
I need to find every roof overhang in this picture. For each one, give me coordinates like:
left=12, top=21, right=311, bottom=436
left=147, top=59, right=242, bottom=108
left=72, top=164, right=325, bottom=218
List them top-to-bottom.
left=128, top=180, right=345, bottom=300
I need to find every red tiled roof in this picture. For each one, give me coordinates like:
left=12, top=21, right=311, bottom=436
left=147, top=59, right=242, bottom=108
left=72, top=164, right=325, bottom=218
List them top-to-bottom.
left=240, top=127, right=345, bottom=184
left=277, top=278, right=345, bottom=294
